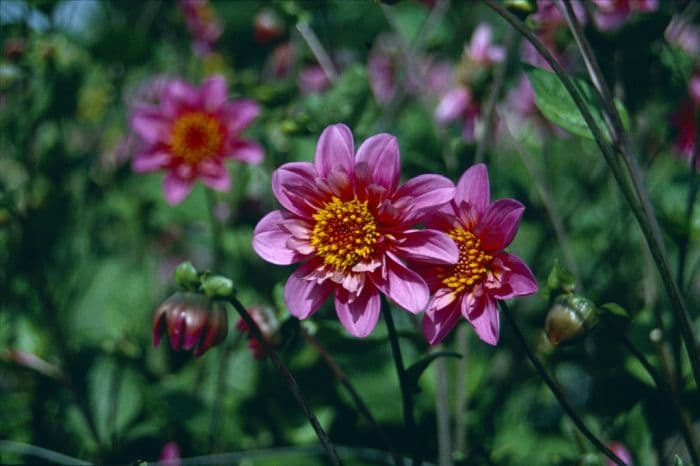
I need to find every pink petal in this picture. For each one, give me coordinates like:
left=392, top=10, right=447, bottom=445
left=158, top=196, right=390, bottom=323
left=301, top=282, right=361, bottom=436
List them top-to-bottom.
left=469, top=24, right=493, bottom=62
left=200, top=75, right=228, bottom=112
left=162, top=80, right=199, bottom=117
left=435, top=87, right=470, bottom=125
left=225, top=99, right=261, bottom=134
left=130, top=108, right=169, bottom=144
left=314, top=124, right=355, bottom=179
left=355, top=133, right=401, bottom=192
left=229, top=139, right=264, bottom=164
left=132, top=150, right=170, bottom=172
left=272, top=162, right=319, bottom=217
left=456, top=163, right=490, bottom=214
left=200, top=166, right=231, bottom=192
left=163, top=173, right=194, bottom=205
left=395, top=174, right=455, bottom=221
left=476, top=199, right=525, bottom=251
left=253, top=210, right=305, bottom=265
left=393, top=229, right=458, bottom=265
left=490, top=253, right=538, bottom=299
left=373, top=254, right=429, bottom=314
left=284, top=260, right=333, bottom=319
left=334, top=287, right=381, bottom=337
left=463, top=294, right=500, bottom=346
left=422, top=295, right=461, bottom=345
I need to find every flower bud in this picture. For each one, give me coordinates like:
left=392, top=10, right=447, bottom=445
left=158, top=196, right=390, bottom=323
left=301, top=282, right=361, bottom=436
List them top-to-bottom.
left=505, top=0, right=537, bottom=17
left=253, top=9, right=284, bottom=44
left=173, top=261, right=199, bottom=290
left=200, top=275, right=234, bottom=298
left=153, top=292, right=228, bottom=357
left=544, top=294, right=599, bottom=346
left=235, top=305, right=280, bottom=359
left=606, top=441, right=633, bottom=466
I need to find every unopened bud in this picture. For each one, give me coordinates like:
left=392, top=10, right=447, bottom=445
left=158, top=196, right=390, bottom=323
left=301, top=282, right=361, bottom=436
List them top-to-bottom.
left=505, top=0, right=537, bottom=17
left=174, top=261, right=199, bottom=290
left=200, top=275, right=234, bottom=298
left=153, top=292, right=228, bottom=357
left=544, top=294, right=599, bottom=346
left=606, top=441, right=633, bottom=466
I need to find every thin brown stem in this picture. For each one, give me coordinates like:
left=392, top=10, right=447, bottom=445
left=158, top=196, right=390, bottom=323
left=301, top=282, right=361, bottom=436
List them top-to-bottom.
left=486, top=0, right=700, bottom=389
left=228, top=296, right=342, bottom=465
left=382, top=296, right=419, bottom=466
left=499, top=301, right=626, bottom=466
left=301, top=330, right=402, bottom=465
left=648, top=330, right=700, bottom=465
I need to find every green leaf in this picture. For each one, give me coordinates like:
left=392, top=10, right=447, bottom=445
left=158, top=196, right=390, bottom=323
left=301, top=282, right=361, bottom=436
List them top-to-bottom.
left=526, top=66, right=630, bottom=143
left=405, top=351, right=462, bottom=394
left=674, top=455, right=688, bottom=466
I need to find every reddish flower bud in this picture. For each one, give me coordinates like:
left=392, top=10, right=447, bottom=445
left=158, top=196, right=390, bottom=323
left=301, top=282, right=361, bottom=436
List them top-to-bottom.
left=254, top=9, right=284, bottom=44
left=153, top=292, right=228, bottom=357
left=235, top=305, right=280, bottom=359
left=606, top=441, right=633, bottom=466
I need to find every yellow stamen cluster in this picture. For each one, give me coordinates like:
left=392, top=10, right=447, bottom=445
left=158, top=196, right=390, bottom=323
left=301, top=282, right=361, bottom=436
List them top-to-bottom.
left=170, top=112, right=223, bottom=164
left=311, top=197, right=379, bottom=271
left=441, top=228, right=492, bottom=294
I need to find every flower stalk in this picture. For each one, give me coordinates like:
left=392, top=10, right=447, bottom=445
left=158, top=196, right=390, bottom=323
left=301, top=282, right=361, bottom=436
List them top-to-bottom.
left=484, top=0, right=700, bottom=390
left=227, top=294, right=342, bottom=466
left=382, top=296, right=419, bottom=466
left=498, top=300, right=626, bottom=466
left=302, top=329, right=402, bottom=465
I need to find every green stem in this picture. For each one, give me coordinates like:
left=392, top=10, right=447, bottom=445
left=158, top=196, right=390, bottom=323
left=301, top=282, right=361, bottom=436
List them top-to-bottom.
left=485, top=0, right=700, bottom=389
left=475, top=29, right=516, bottom=164
left=206, top=190, right=224, bottom=273
left=227, top=295, right=342, bottom=466
left=382, top=297, right=419, bottom=466
left=498, top=301, right=626, bottom=466
left=302, top=330, right=402, bottom=466
left=646, top=330, right=700, bottom=466
left=208, top=332, right=242, bottom=452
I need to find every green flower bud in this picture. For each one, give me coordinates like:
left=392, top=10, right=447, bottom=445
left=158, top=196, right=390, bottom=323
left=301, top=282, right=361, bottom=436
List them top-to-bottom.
left=505, top=0, right=537, bottom=17
left=174, top=261, right=199, bottom=290
left=200, top=275, right=234, bottom=299
left=544, top=294, right=599, bottom=346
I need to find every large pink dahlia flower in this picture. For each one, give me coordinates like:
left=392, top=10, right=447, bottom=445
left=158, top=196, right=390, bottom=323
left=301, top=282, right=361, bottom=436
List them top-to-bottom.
left=130, top=75, right=264, bottom=205
left=252, top=124, right=459, bottom=337
left=418, top=164, right=538, bottom=346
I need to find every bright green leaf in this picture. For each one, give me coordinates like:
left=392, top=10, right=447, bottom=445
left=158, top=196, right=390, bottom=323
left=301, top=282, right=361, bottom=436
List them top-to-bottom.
left=526, top=66, right=630, bottom=143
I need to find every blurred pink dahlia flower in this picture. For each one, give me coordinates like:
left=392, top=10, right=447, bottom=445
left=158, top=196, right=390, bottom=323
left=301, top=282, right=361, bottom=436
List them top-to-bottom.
left=179, top=0, right=222, bottom=55
left=592, top=0, right=658, bottom=31
left=465, top=23, right=505, bottom=67
left=130, top=75, right=263, bottom=205
left=252, top=124, right=458, bottom=337
left=417, top=164, right=538, bottom=345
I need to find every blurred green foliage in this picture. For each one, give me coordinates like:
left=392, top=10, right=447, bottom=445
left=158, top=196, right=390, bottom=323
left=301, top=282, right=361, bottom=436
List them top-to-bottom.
left=1, top=0, right=699, bottom=465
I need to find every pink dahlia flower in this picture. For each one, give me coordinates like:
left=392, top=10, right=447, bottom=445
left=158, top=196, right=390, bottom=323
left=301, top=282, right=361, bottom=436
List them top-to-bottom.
left=179, top=0, right=222, bottom=56
left=593, top=0, right=658, bottom=31
left=466, top=23, right=505, bottom=67
left=130, top=75, right=263, bottom=205
left=434, top=86, right=482, bottom=142
left=252, top=124, right=459, bottom=337
left=418, top=164, right=538, bottom=345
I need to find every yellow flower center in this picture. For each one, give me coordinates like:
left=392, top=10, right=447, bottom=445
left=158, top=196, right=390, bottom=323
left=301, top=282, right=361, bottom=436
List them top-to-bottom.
left=170, top=112, right=223, bottom=164
left=310, top=197, right=379, bottom=270
left=441, top=228, right=493, bottom=294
